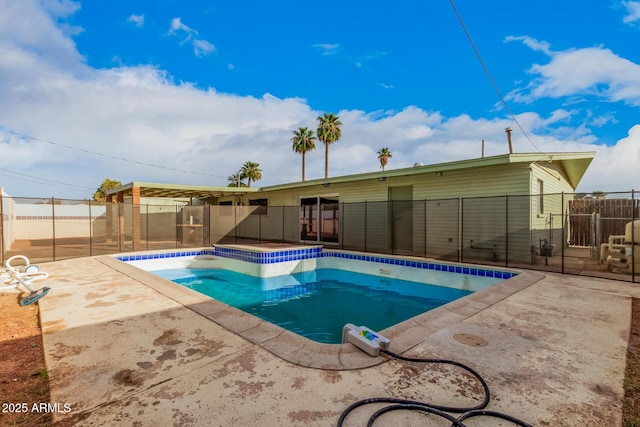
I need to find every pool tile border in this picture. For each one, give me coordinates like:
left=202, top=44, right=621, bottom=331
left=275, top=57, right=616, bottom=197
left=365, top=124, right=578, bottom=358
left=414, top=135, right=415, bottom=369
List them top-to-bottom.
left=115, top=247, right=518, bottom=279
left=319, top=251, right=517, bottom=279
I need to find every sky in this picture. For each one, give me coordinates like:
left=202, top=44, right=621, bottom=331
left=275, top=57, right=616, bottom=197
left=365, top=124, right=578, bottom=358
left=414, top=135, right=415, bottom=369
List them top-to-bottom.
left=1, top=0, right=639, bottom=199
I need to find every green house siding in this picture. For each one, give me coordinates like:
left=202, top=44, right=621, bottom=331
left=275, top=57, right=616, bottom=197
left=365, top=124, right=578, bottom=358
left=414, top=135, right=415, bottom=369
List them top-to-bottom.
left=108, top=152, right=594, bottom=263
left=241, top=157, right=592, bottom=262
left=256, top=162, right=536, bottom=260
left=530, top=162, right=576, bottom=254
left=262, top=163, right=533, bottom=204
left=412, top=163, right=532, bottom=200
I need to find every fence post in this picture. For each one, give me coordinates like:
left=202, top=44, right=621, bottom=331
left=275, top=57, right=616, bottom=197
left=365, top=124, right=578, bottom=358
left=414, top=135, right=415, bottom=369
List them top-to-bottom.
left=0, top=189, right=4, bottom=265
left=633, top=189, right=636, bottom=284
left=561, top=192, right=565, bottom=274
left=505, top=195, right=509, bottom=267
left=458, top=196, right=463, bottom=263
left=51, top=197, right=56, bottom=261
left=389, top=199, right=393, bottom=255
left=424, top=199, right=427, bottom=259
left=89, top=200, right=93, bottom=256
left=234, top=200, right=238, bottom=244
left=364, top=200, right=368, bottom=252
left=118, top=202, right=123, bottom=253
left=340, top=203, right=344, bottom=250
left=146, top=204, right=149, bottom=250
left=205, top=204, right=211, bottom=247
left=175, top=205, right=179, bottom=249
left=281, top=205, right=285, bottom=244
left=258, top=206, right=262, bottom=244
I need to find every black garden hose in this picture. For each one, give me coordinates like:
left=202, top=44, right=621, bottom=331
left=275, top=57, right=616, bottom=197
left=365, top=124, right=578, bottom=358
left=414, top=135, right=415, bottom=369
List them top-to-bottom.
left=336, top=349, right=533, bottom=427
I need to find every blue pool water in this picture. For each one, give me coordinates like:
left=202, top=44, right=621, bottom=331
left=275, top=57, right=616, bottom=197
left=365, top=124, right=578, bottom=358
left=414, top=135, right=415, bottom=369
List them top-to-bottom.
left=153, top=267, right=472, bottom=343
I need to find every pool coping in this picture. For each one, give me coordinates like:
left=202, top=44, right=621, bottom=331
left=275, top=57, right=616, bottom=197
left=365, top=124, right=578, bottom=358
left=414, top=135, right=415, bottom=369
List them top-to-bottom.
left=98, top=254, right=544, bottom=370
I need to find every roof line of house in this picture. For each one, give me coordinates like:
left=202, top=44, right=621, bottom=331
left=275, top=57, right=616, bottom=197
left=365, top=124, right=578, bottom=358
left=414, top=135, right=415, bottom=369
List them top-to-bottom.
left=107, top=151, right=595, bottom=198
left=258, top=151, right=596, bottom=192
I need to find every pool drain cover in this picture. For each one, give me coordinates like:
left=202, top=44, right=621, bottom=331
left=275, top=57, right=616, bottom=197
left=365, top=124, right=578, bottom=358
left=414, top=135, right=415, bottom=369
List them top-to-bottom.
left=453, top=333, right=488, bottom=347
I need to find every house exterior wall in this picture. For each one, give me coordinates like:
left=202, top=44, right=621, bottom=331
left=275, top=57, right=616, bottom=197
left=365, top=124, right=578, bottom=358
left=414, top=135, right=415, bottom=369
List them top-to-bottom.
left=204, top=157, right=589, bottom=263
left=231, top=162, right=538, bottom=261
left=256, top=162, right=534, bottom=206
left=530, top=162, right=576, bottom=254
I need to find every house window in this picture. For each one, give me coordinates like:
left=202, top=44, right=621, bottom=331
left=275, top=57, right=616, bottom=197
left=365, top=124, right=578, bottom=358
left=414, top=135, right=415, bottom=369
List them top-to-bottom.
left=538, top=179, right=544, bottom=214
left=249, top=198, right=268, bottom=215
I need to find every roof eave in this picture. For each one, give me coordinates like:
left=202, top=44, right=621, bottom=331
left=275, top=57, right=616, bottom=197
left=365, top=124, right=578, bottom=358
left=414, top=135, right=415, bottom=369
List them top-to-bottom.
left=259, top=152, right=596, bottom=192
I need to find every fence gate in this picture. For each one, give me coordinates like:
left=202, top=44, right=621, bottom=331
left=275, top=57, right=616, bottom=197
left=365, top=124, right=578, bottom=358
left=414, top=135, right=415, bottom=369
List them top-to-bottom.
left=567, top=212, right=600, bottom=259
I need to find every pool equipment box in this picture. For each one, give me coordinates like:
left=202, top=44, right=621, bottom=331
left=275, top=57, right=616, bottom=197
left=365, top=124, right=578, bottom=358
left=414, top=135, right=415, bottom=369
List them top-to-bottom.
left=342, top=324, right=390, bottom=356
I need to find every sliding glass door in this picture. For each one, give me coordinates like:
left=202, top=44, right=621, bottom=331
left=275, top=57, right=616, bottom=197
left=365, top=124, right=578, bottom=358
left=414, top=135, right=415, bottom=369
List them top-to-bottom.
left=300, top=196, right=339, bottom=243
left=300, top=197, right=318, bottom=241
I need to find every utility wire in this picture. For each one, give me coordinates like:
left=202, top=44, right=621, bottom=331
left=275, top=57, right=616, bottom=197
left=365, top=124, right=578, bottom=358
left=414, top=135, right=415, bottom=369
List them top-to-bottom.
left=448, top=0, right=542, bottom=153
left=3, top=128, right=229, bottom=179
left=0, top=167, right=94, bottom=193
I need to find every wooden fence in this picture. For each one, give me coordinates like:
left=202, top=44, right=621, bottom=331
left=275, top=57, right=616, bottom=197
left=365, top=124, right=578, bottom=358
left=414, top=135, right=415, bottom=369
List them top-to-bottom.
left=569, top=198, right=639, bottom=246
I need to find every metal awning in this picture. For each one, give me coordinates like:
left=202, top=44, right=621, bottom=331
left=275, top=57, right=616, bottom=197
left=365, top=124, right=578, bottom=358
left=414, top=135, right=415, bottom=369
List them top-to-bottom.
left=106, top=181, right=258, bottom=200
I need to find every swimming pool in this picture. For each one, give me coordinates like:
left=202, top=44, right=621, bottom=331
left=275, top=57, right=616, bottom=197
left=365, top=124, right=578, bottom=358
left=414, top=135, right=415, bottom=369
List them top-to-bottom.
left=120, top=245, right=517, bottom=344
left=152, top=267, right=474, bottom=343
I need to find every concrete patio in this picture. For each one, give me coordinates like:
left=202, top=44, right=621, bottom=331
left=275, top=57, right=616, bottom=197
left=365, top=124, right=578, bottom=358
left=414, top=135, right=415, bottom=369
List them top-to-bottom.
left=36, top=255, right=637, bottom=426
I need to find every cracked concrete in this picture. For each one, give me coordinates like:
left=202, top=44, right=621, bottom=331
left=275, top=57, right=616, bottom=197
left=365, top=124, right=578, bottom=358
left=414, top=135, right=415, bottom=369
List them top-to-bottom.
left=37, top=254, right=638, bottom=426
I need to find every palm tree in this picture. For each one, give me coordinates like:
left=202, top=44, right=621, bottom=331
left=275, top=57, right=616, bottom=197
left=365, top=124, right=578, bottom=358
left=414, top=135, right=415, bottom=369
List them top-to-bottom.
left=316, top=113, right=342, bottom=179
left=291, top=127, right=317, bottom=181
left=377, top=147, right=392, bottom=171
left=240, top=161, right=262, bottom=187
left=227, top=172, right=246, bottom=187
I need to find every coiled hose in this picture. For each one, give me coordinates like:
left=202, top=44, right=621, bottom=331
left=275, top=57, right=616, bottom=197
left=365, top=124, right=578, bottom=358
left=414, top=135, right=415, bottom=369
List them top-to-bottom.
left=337, top=349, right=533, bottom=427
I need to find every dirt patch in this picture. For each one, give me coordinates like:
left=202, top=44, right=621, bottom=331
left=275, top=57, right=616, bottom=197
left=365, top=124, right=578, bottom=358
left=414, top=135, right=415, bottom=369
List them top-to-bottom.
left=0, top=293, right=51, bottom=427
left=623, top=297, right=640, bottom=426
left=152, top=329, right=180, bottom=346
left=112, top=369, right=144, bottom=387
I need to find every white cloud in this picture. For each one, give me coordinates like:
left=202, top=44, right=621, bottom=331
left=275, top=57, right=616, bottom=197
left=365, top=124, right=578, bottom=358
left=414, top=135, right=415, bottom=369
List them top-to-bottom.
left=0, top=0, right=88, bottom=80
left=41, top=0, right=80, bottom=18
left=623, top=1, right=640, bottom=24
left=0, top=2, right=637, bottom=198
left=127, top=14, right=144, bottom=28
left=168, top=17, right=215, bottom=57
left=168, top=17, right=194, bottom=37
left=504, top=35, right=553, bottom=56
left=506, top=38, right=640, bottom=107
left=193, top=39, right=215, bottom=57
left=313, top=43, right=340, bottom=55
left=576, top=125, right=640, bottom=192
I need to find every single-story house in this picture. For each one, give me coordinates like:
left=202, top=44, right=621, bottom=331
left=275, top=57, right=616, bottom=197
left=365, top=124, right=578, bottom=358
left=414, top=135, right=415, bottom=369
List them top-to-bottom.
left=107, top=151, right=595, bottom=263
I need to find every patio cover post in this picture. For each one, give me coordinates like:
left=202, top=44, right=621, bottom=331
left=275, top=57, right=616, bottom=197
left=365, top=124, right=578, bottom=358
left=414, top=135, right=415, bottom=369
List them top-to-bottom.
left=131, top=186, right=141, bottom=251
left=116, top=191, right=124, bottom=251
left=105, top=193, right=114, bottom=244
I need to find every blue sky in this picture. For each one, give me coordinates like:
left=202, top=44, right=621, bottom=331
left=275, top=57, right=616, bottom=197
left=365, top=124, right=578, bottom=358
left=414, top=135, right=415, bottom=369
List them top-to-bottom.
left=1, top=0, right=639, bottom=198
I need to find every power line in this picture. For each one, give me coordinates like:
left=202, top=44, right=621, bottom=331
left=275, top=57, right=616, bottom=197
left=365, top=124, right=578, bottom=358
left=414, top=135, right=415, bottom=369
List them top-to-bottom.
left=448, top=0, right=542, bottom=153
left=2, top=128, right=229, bottom=179
left=0, top=167, right=94, bottom=193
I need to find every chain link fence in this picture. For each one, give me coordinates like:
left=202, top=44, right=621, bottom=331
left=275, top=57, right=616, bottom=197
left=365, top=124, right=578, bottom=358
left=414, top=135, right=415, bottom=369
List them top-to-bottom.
left=1, top=192, right=637, bottom=282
